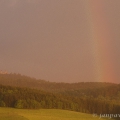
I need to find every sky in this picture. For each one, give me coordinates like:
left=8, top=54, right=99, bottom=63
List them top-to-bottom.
left=0, top=0, right=120, bottom=83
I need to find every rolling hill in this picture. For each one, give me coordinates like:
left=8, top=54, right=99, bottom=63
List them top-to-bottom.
left=0, top=73, right=120, bottom=120
left=0, top=107, right=115, bottom=120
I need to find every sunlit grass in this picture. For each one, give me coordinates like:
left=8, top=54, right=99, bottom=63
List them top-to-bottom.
left=0, top=107, right=115, bottom=120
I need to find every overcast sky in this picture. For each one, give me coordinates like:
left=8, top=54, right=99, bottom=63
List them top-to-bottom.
left=0, top=0, right=120, bottom=83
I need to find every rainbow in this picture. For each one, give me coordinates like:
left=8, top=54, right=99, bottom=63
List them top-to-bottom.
left=84, top=0, right=115, bottom=83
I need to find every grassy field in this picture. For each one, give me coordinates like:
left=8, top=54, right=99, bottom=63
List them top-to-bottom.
left=0, top=107, right=115, bottom=120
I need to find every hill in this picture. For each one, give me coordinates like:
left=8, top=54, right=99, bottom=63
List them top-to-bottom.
left=0, top=73, right=120, bottom=119
left=0, top=73, right=117, bottom=91
left=0, top=73, right=120, bottom=99
left=0, top=107, right=115, bottom=120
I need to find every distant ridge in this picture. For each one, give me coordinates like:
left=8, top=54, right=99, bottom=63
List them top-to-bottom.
left=0, top=73, right=117, bottom=93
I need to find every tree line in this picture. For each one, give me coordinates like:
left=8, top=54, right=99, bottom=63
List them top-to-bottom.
left=0, top=84, right=120, bottom=120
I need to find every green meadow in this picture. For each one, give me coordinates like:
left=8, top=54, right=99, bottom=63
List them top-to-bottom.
left=0, top=107, right=115, bottom=120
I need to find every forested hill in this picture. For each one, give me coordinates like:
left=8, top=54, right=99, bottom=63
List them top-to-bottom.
left=0, top=73, right=117, bottom=92
left=0, top=73, right=120, bottom=119
left=0, top=73, right=120, bottom=99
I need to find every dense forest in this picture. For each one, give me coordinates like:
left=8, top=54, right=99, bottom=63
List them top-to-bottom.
left=0, top=73, right=120, bottom=119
